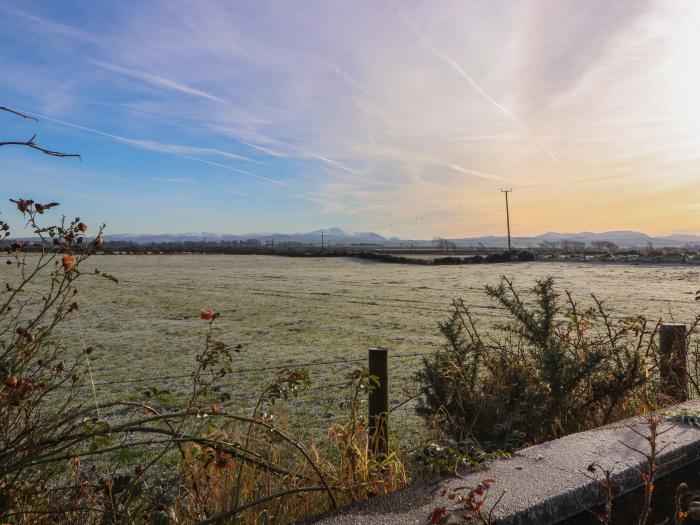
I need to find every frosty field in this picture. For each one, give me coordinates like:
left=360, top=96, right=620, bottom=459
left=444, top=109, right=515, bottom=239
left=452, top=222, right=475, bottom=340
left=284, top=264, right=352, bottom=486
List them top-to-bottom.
left=5, top=254, right=700, bottom=438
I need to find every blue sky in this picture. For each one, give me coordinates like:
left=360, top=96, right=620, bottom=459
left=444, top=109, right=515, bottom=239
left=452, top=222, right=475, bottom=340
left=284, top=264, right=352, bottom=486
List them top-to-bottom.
left=2, top=1, right=700, bottom=237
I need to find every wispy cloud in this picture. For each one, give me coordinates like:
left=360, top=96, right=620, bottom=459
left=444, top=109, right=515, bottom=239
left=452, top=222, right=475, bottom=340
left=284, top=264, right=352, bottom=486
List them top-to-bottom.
left=6, top=0, right=700, bottom=235
left=396, top=0, right=560, bottom=165
left=1, top=6, right=101, bottom=43
left=309, top=53, right=366, bottom=90
left=87, top=59, right=226, bottom=103
left=16, top=108, right=262, bottom=167
left=13, top=109, right=299, bottom=190
left=215, top=127, right=294, bottom=155
left=119, top=139, right=262, bottom=164
left=238, top=140, right=288, bottom=158
left=307, top=153, right=359, bottom=174
left=174, top=154, right=287, bottom=186
left=448, top=164, right=513, bottom=183
left=224, top=188, right=249, bottom=198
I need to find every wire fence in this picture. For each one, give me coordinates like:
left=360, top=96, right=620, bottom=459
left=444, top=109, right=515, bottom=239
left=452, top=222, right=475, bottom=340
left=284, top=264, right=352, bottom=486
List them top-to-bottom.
left=73, top=315, right=700, bottom=452
left=69, top=350, right=432, bottom=445
left=66, top=352, right=428, bottom=389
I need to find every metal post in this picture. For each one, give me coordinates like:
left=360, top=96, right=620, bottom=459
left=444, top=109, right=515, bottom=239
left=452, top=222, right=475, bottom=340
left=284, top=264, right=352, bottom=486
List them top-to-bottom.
left=659, top=323, right=688, bottom=402
left=368, top=347, right=388, bottom=457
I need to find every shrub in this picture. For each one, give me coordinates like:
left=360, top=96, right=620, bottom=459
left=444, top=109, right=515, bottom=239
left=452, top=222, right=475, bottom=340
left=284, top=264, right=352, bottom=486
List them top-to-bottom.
left=0, top=199, right=113, bottom=519
left=416, top=276, right=660, bottom=453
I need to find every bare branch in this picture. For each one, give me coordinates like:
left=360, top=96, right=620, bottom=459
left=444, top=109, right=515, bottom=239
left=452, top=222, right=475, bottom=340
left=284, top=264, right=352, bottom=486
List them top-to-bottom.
left=1, top=105, right=80, bottom=158
left=0, top=106, right=38, bottom=121
left=0, top=135, right=81, bottom=159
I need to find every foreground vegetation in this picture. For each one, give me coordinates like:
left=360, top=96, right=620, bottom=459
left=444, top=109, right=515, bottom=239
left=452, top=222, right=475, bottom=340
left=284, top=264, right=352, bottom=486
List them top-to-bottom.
left=0, top=200, right=411, bottom=524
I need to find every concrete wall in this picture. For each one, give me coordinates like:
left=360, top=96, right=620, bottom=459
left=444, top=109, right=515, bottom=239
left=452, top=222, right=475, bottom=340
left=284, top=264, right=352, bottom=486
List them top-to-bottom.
left=309, top=400, right=700, bottom=525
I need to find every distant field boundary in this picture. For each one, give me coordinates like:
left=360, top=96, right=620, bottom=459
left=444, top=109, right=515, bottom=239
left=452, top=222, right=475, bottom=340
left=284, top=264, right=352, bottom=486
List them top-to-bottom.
left=6, top=240, right=700, bottom=268
left=355, top=250, right=535, bottom=265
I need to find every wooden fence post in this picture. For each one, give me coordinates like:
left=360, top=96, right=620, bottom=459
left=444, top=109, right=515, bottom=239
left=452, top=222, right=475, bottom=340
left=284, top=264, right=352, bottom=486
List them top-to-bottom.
left=659, top=323, right=688, bottom=402
left=368, top=347, right=388, bottom=458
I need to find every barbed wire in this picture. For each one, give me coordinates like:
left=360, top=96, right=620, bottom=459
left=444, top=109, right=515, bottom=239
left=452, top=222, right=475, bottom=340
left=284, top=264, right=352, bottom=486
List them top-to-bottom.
left=60, top=351, right=431, bottom=389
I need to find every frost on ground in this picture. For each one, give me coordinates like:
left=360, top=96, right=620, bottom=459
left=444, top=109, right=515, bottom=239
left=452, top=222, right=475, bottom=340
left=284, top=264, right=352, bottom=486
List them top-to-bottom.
left=3, top=254, right=696, bottom=441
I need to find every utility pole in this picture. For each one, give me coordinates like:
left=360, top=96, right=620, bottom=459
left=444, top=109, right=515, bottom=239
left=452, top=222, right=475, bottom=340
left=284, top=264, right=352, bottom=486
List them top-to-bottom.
left=501, top=189, right=512, bottom=251
left=321, top=231, right=324, bottom=250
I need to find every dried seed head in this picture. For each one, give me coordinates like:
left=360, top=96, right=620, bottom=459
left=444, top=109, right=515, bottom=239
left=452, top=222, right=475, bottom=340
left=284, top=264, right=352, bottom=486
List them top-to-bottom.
left=10, top=198, right=33, bottom=214
left=62, top=254, right=76, bottom=272
left=200, top=308, right=216, bottom=321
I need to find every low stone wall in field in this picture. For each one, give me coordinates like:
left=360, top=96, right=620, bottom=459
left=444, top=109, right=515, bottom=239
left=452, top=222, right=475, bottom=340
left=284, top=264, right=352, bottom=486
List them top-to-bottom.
left=356, top=250, right=536, bottom=265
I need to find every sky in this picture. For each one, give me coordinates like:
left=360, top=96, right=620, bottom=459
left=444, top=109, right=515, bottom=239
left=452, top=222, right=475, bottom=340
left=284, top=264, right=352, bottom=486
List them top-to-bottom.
left=1, top=0, right=700, bottom=238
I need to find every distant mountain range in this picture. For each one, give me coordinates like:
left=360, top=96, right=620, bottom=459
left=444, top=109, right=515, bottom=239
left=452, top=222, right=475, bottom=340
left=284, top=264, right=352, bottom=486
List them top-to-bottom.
left=103, top=227, right=397, bottom=245
left=101, top=228, right=700, bottom=249
left=458, top=231, right=700, bottom=249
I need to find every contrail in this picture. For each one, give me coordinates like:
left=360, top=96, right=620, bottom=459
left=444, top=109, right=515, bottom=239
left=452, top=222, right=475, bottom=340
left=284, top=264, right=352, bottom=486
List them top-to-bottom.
left=396, top=1, right=560, bottom=165
left=1, top=6, right=101, bottom=43
left=88, top=59, right=226, bottom=104
left=13, top=108, right=329, bottom=197
left=238, top=140, right=287, bottom=158
left=308, top=153, right=359, bottom=174
left=448, top=164, right=514, bottom=183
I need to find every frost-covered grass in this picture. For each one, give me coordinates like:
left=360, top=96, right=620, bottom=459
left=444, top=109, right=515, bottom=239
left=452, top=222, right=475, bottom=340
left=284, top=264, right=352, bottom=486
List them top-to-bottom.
left=4, top=254, right=698, bottom=440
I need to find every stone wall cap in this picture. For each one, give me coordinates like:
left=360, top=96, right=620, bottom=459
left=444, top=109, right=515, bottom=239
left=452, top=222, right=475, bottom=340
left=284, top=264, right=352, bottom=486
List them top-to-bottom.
left=307, top=400, right=700, bottom=525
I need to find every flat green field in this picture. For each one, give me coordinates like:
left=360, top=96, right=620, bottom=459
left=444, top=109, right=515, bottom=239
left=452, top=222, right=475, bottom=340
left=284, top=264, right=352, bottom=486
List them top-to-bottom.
left=4, top=254, right=699, bottom=440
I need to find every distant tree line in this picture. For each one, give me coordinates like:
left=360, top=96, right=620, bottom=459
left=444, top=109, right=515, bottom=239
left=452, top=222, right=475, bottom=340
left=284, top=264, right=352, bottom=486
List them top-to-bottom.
left=6, top=236, right=700, bottom=257
left=432, top=237, right=457, bottom=250
left=92, top=240, right=384, bottom=255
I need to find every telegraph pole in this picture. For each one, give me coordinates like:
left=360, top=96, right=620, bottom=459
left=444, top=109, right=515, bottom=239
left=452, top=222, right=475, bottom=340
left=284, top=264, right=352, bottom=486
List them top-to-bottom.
left=501, top=189, right=512, bottom=251
left=321, top=231, right=324, bottom=250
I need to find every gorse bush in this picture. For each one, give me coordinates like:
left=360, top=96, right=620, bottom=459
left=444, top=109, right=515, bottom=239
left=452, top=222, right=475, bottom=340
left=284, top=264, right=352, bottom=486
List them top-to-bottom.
left=417, top=276, right=661, bottom=452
